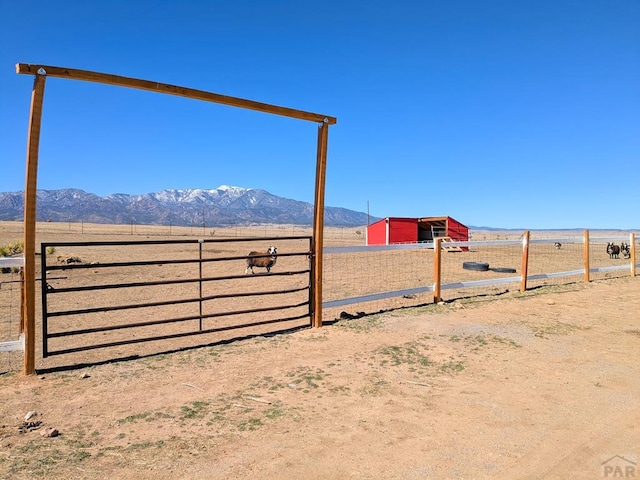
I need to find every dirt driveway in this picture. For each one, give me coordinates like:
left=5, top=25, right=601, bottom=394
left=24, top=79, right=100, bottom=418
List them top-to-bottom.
left=1, top=275, right=639, bottom=479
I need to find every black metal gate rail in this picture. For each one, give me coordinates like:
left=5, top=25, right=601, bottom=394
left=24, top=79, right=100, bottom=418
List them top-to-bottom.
left=41, top=236, right=312, bottom=357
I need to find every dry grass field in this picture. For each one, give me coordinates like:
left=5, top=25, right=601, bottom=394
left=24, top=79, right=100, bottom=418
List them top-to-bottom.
left=1, top=221, right=639, bottom=479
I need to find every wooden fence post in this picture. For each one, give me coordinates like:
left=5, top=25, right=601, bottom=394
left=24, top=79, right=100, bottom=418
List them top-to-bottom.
left=22, top=70, right=47, bottom=375
left=312, top=120, right=329, bottom=328
left=583, top=229, right=590, bottom=283
left=520, top=231, right=530, bottom=292
left=433, top=237, right=442, bottom=303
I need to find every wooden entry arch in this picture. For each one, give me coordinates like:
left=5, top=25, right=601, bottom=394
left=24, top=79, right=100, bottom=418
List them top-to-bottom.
left=16, top=63, right=336, bottom=375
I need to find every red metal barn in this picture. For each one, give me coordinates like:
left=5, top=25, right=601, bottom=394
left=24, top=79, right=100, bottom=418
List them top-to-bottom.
left=367, top=216, right=469, bottom=247
left=367, top=217, right=417, bottom=245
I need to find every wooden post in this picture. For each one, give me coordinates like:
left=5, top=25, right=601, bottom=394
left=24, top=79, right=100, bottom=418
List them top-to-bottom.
left=22, top=70, right=47, bottom=375
left=311, top=120, right=329, bottom=328
left=583, top=229, right=590, bottom=283
left=520, top=230, right=530, bottom=292
left=630, top=233, right=636, bottom=277
left=433, top=237, right=442, bottom=303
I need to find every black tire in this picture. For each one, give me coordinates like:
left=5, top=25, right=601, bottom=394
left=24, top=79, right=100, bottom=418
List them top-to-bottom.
left=462, top=261, right=490, bottom=272
left=490, top=267, right=517, bottom=273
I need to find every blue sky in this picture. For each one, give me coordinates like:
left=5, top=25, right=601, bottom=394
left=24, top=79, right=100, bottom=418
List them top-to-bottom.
left=1, top=1, right=638, bottom=229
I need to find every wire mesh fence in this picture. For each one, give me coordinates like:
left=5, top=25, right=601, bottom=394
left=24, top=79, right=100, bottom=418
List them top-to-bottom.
left=322, top=231, right=638, bottom=323
left=589, top=236, right=635, bottom=282
left=526, top=237, right=585, bottom=287
left=438, top=240, right=522, bottom=300
left=322, top=244, right=435, bottom=320
left=0, top=265, right=24, bottom=373
left=0, top=273, right=22, bottom=343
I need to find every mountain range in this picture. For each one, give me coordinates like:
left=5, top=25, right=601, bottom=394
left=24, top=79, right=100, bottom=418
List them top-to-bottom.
left=0, top=185, right=375, bottom=227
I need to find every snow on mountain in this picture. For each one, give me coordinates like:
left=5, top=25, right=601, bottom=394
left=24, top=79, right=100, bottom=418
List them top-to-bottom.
left=0, top=186, right=372, bottom=227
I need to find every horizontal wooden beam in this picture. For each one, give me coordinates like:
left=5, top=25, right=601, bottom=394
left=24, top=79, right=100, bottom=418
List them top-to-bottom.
left=16, top=63, right=337, bottom=125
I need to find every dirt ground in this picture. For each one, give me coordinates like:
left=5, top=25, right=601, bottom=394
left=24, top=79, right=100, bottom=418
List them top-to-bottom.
left=1, top=274, right=639, bottom=479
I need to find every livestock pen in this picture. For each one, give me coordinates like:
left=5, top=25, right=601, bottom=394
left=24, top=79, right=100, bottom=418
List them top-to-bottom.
left=1, top=224, right=638, bottom=372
